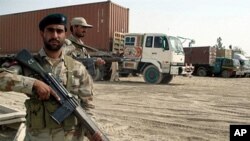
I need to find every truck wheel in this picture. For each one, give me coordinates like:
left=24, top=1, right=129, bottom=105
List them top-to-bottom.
left=143, top=65, right=163, bottom=84
left=197, top=67, right=207, bottom=76
left=221, top=70, right=231, bottom=78
left=161, top=74, right=173, bottom=84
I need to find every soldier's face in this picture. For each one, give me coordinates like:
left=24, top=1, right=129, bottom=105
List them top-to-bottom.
left=41, top=24, right=66, bottom=51
left=74, top=25, right=87, bottom=38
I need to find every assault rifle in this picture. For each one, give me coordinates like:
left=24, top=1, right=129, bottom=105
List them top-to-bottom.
left=15, top=49, right=109, bottom=141
left=74, top=56, right=123, bottom=77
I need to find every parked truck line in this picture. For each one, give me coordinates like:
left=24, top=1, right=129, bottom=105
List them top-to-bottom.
left=0, top=32, right=194, bottom=84
left=183, top=46, right=242, bottom=78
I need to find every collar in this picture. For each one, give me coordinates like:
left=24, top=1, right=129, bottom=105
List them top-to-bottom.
left=68, top=34, right=84, bottom=45
left=38, top=47, right=65, bottom=62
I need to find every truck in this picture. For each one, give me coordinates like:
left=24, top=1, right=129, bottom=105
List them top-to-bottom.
left=0, top=33, right=193, bottom=84
left=114, top=33, right=194, bottom=84
left=183, top=46, right=241, bottom=77
left=233, top=53, right=250, bottom=77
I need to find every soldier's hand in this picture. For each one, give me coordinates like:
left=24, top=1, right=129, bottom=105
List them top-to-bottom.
left=96, top=58, right=105, bottom=65
left=33, top=80, right=60, bottom=101
left=86, top=131, right=102, bottom=141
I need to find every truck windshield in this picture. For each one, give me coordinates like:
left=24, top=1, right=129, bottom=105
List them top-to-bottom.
left=168, top=36, right=184, bottom=54
left=233, top=59, right=240, bottom=67
left=244, top=60, right=250, bottom=67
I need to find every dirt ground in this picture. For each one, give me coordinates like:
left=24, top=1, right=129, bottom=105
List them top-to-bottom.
left=0, top=76, right=250, bottom=141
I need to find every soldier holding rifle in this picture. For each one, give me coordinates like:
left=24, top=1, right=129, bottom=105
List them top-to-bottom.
left=0, top=13, right=108, bottom=141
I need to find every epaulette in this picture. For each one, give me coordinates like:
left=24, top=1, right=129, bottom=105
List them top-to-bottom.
left=64, top=39, right=72, bottom=46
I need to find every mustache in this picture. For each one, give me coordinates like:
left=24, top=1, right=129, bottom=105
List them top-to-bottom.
left=48, top=39, right=60, bottom=43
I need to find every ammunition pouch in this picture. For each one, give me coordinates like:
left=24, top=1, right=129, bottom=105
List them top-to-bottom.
left=25, top=98, right=79, bottom=130
left=25, top=99, right=45, bottom=129
left=43, top=100, right=62, bottom=129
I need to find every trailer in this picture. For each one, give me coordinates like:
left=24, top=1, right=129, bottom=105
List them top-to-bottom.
left=184, top=46, right=241, bottom=77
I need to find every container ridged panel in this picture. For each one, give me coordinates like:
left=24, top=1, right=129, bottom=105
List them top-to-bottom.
left=0, top=1, right=129, bottom=54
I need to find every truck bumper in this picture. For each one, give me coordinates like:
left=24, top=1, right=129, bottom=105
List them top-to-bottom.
left=170, top=64, right=194, bottom=77
left=236, top=71, right=245, bottom=76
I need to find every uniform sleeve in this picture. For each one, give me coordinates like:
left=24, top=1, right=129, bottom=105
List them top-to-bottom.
left=70, top=61, right=94, bottom=99
left=0, top=69, right=36, bottom=95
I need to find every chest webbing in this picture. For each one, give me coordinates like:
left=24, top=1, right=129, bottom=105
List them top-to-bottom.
left=34, top=54, right=74, bottom=89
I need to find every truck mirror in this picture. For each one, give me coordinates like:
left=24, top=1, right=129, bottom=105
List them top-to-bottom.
left=162, top=36, right=169, bottom=50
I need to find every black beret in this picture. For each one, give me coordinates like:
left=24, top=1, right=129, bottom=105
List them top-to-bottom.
left=39, top=13, right=67, bottom=31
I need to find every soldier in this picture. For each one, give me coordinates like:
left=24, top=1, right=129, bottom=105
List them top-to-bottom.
left=0, top=13, right=95, bottom=141
left=65, top=17, right=105, bottom=65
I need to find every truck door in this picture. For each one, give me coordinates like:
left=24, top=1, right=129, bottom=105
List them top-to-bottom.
left=141, top=35, right=171, bottom=73
left=143, top=35, right=170, bottom=62
left=152, top=35, right=171, bottom=66
left=142, top=36, right=154, bottom=59
left=152, top=36, right=170, bottom=62
left=213, top=58, right=222, bottom=74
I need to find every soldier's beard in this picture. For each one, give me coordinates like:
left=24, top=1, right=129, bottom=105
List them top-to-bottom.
left=75, top=32, right=85, bottom=38
left=44, top=39, right=63, bottom=51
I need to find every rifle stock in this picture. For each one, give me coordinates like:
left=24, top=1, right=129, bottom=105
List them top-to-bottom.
left=15, top=49, right=109, bottom=141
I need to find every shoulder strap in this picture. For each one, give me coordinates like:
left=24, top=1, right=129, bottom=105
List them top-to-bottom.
left=69, top=39, right=82, bottom=49
left=68, top=40, right=90, bottom=58
left=64, top=55, right=74, bottom=89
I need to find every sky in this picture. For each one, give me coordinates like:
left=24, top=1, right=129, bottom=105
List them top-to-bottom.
left=1, top=0, right=250, bottom=56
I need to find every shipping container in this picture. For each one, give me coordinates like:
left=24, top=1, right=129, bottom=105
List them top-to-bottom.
left=0, top=1, right=129, bottom=54
left=184, top=46, right=217, bottom=65
left=184, top=46, right=216, bottom=76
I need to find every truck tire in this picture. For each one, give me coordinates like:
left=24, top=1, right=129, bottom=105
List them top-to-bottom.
left=143, top=65, right=163, bottom=84
left=197, top=67, right=207, bottom=76
left=221, top=70, right=231, bottom=78
left=160, top=74, right=173, bottom=84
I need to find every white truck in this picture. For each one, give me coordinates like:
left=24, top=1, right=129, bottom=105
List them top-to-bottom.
left=117, top=33, right=193, bottom=84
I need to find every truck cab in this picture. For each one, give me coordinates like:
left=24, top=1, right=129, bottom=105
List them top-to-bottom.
left=121, top=33, right=193, bottom=84
left=233, top=53, right=250, bottom=77
left=213, top=57, right=241, bottom=77
left=241, top=60, right=250, bottom=77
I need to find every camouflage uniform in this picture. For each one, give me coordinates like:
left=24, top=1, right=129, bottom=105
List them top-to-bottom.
left=64, top=35, right=90, bottom=58
left=64, top=35, right=96, bottom=109
left=0, top=48, right=94, bottom=141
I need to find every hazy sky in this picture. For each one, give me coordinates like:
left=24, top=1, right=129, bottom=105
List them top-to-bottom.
left=1, top=0, right=250, bottom=56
